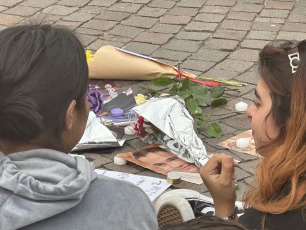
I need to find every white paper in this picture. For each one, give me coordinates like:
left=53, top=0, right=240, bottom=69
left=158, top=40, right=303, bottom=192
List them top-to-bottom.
left=95, top=169, right=171, bottom=201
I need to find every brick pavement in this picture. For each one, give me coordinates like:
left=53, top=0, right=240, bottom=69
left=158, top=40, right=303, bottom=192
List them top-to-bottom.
left=0, top=0, right=304, bottom=202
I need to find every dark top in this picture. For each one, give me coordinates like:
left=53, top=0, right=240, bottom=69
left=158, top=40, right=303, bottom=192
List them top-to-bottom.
left=238, top=207, right=305, bottom=230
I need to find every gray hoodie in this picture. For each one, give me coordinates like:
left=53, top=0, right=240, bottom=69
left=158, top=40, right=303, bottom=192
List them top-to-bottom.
left=0, top=149, right=158, bottom=230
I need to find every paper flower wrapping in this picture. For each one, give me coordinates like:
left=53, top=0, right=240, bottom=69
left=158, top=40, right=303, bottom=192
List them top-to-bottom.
left=87, top=88, right=103, bottom=115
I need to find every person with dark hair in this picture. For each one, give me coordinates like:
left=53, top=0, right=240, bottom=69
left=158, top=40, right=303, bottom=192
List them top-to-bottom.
left=0, top=24, right=158, bottom=230
left=201, top=41, right=306, bottom=229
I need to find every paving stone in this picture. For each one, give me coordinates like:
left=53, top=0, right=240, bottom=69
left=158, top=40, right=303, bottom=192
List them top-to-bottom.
left=0, top=0, right=22, bottom=7
left=21, top=0, right=58, bottom=8
left=59, top=0, right=90, bottom=7
left=88, top=0, right=118, bottom=7
left=148, top=0, right=176, bottom=9
left=177, top=0, right=205, bottom=8
left=206, top=0, right=236, bottom=7
left=239, top=0, right=265, bottom=3
left=265, top=1, right=294, bottom=10
left=108, top=3, right=142, bottom=13
left=232, top=3, right=263, bottom=13
left=4, top=5, right=40, bottom=16
left=43, top=5, right=78, bottom=15
left=78, top=5, right=106, bottom=14
left=200, top=5, right=230, bottom=14
left=0, top=6, right=7, bottom=12
left=136, top=6, right=167, bottom=18
left=167, top=7, right=199, bottom=17
left=259, top=9, right=289, bottom=18
left=95, top=10, right=130, bottom=21
left=227, top=11, right=257, bottom=21
left=27, top=12, right=62, bottom=24
left=62, top=12, right=95, bottom=22
left=0, top=13, right=23, bottom=26
left=194, top=13, right=225, bottom=23
left=287, top=14, right=306, bottom=23
left=122, top=15, right=158, bottom=29
left=160, top=15, right=191, bottom=25
left=254, top=17, right=285, bottom=24
left=82, top=19, right=117, bottom=31
left=221, top=19, right=252, bottom=31
left=54, top=20, right=81, bottom=30
left=185, top=21, right=218, bottom=32
left=251, top=22, right=282, bottom=32
left=282, top=22, right=306, bottom=33
left=150, top=23, right=181, bottom=34
left=0, top=24, right=7, bottom=31
left=109, top=25, right=144, bottom=38
left=75, top=27, right=104, bottom=36
left=213, top=29, right=247, bottom=41
left=247, top=30, right=277, bottom=40
left=134, top=31, right=172, bottom=44
left=176, top=31, right=211, bottom=41
left=277, top=31, right=306, bottom=41
left=102, top=33, right=132, bottom=44
left=78, top=34, right=98, bottom=47
left=86, top=39, right=124, bottom=51
left=164, top=39, right=202, bottom=52
left=204, top=39, right=239, bottom=51
left=124, top=42, right=159, bottom=56
left=152, top=48, right=191, bottom=61
left=190, top=49, right=230, bottom=62
left=228, top=49, right=259, bottom=62
left=214, top=59, right=254, bottom=73
left=183, top=60, right=216, bottom=72
left=200, top=69, right=239, bottom=81
left=234, top=70, right=260, bottom=85
left=222, top=114, right=251, bottom=131
left=82, top=153, right=112, bottom=168
left=238, top=159, right=259, bottom=175
left=104, top=162, right=141, bottom=174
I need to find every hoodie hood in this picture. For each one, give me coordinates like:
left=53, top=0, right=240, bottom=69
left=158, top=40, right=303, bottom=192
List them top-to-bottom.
left=0, top=149, right=96, bottom=230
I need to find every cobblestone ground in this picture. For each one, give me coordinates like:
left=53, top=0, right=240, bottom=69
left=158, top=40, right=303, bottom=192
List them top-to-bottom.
left=1, top=0, right=305, bottom=201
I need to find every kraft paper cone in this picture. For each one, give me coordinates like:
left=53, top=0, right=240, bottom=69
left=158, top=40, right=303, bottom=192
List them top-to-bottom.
left=88, top=45, right=198, bottom=80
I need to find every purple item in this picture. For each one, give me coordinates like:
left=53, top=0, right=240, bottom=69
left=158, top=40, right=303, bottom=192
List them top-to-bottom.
left=87, top=88, right=103, bottom=115
left=111, top=108, right=123, bottom=117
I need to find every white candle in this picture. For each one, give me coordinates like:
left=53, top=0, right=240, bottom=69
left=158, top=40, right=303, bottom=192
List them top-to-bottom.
left=235, top=101, right=248, bottom=112
left=124, top=125, right=136, bottom=135
left=236, top=138, right=250, bottom=148
left=114, top=156, right=127, bottom=165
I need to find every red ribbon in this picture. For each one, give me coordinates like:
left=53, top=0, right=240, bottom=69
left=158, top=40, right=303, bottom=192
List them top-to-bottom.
left=173, top=68, right=219, bottom=87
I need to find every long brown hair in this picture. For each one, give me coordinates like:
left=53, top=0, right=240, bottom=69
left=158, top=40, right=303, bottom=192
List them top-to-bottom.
left=244, top=42, right=306, bottom=216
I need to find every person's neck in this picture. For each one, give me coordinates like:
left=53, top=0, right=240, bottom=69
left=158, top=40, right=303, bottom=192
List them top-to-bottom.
left=0, top=140, right=41, bottom=155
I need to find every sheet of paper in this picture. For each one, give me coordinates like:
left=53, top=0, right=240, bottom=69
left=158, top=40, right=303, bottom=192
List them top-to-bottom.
left=95, top=169, right=171, bottom=201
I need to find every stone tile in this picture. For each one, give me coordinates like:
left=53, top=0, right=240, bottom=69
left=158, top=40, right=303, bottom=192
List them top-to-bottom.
left=0, top=0, right=22, bottom=7
left=21, top=0, right=58, bottom=8
left=59, top=0, right=90, bottom=7
left=88, top=0, right=118, bottom=7
left=148, top=0, right=176, bottom=9
left=177, top=0, right=205, bottom=8
left=206, top=0, right=236, bottom=7
left=265, top=1, right=294, bottom=10
left=108, top=3, right=142, bottom=13
left=232, top=3, right=263, bottom=13
left=4, top=5, right=40, bottom=16
left=43, top=5, right=78, bottom=15
left=200, top=5, right=230, bottom=14
left=0, top=6, right=7, bottom=12
left=78, top=6, right=106, bottom=14
left=136, top=6, right=167, bottom=18
left=167, top=7, right=199, bottom=17
left=259, top=9, right=289, bottom=18
left=95, top=10, right=130, bottom=21
left=227, top=11, right=257, bottom=21
left=27, top=12, right=62, bottom=24
left=62, top=12, right=95, bottom=22
left=0, top=13, right=23, bottom=26
left=194, top=13, right=225, bottom=23
left=288, top=14, right=306, bottom=23
left=160, top=15, right=191, bottom=25
left=122, top=16, right=158, bottom=29
left=254, top=17, right=285, bottom=24
left=82, top=19, right=117, bottom=31
left=221, top=19, right=252, bottom=31
left=54, top=20, right=81, bottom=30
left=185, top=21, right=218, bottom=32
left=251, top=22, right=282, bottom=32
left=282, top=22, right=306, bottom=33
left=150, top=23, right=182, bottom=34
left=0, top=24, right=7, bottom=31
left=109, top=25, right=144, bottom=39
left=75, top=27, right=104, bottom=36
left=213, top=29, right=247, bottom=41
left=247, top=30, right=277, bottom=40
left=134, top=31, right=172, bottom=44
left=176, top=31, right=211, bottom=41
left=276, top=31, right=306, bottom=41
left=102, top=33, right=132, bottom=44
left=78, top=34, right=98, bottom=47
left=86, top=39, right=124, bottom=51
left=164, top=39, right=202, bottom=52
left=204, top=39, right=239, bottom=51
left=124, top=42, right=159, bottom=56
left=151, top=48, right=191, bottom=61
left=190, top=49, right=230, bottom=62
left=228, top=49, right=259, bottom=62
left=214, top=59, right=254, bottom=73
left=183, top=60, right=216, bottom=72
left=200, top=69, right=239, bottom=81
left=234, top=70, right=259, bottom=85
left=222, top=114, right=251, bottom=131
left=82, top=153, right=112, bottom=168
left=238, top=159, right=259, bottom=175
left=104, top=162, right=141, bottom=174
left=235, top=167, right=251, bottom=181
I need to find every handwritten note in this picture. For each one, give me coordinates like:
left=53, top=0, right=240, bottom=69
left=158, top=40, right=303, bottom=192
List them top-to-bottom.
left=94, top=169, right=171, bottom=201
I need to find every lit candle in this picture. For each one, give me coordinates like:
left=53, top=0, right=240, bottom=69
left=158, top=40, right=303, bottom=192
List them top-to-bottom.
left=235, top=101, right=248, bottom=112
left=236, top=138, right=250, bottom=148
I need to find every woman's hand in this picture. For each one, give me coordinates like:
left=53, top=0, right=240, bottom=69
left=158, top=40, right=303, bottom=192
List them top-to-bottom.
left=200, top=154, right=238, bottom=219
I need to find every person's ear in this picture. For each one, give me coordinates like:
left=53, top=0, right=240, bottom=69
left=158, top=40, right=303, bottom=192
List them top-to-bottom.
left=63, top=100, right=77, bottom=131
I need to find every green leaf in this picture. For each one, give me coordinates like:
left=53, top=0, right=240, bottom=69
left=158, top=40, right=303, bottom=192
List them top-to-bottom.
left=151, top=77, right=173, bottom=86
left=181, top=77, right=190, bottom=91
left=169, top=84, right=178, bottom=95
left=190, top=86, right=207, bottom=99
left=210, top=86, right=225, bottom=98
left=177, top=91, right=190, bottom=99
left=186, top=97, right=198, bottom=113
left=211, top=98, right=227, bottom=107
left=197, top=99, right=208, bottom=107
left=194, top=106, right=202, bottom=115
left=194, top=113, right=203, bottom=119
left=197, top=119, right=206, bottom=128
left=206, top=122, right=222, bottom=138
